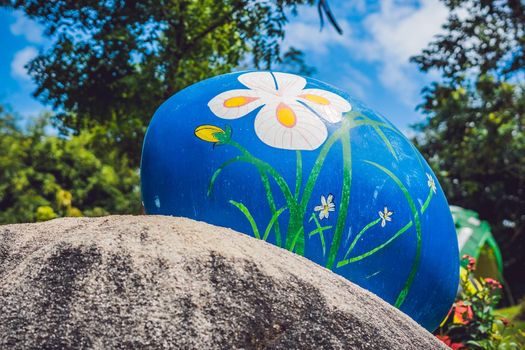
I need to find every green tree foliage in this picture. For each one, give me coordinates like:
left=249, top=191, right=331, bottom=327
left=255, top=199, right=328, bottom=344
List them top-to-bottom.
left=3, top=0, right=315, bottom=166
left=411, top=0, right=525, bottom=301
left=0, top=106, right=140, bottom=224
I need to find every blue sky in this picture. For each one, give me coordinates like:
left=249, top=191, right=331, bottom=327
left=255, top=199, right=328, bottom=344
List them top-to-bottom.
left=0, top=0, right=448, bottom=134
left=0, top=8, right=49, bottom=119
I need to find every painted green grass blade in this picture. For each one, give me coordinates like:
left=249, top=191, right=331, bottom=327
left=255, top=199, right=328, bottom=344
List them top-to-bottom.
left=344, top=110, right=363, bottom=123
left=351, top=114, right=400, bottom=138
left=288, top=115, right=355, bottom=253
left=298, top=115, right=355, bottom=215
left=364, top=116, right=426, bottom=171
left=299, top=123, right=348, bottom=210
left=372, top=125, right=398, bottom=161
left=326, top=131, right=352, bottom=270
left=210, top=138, right=300, bottom=251
left=220, top=139, right=296, bottom=206
left=226, top=139, right=284, bottom=245
left=231, top=140, right=295, bottom=205
left=408, top=141, right=425, bottom=172
left=208, top=142, right=285, bottom=245
left=294, top=150, right=302, bottom=200
left=222, top=151, right=298, bottom=251
left=210, top=154, right=295, bottom=207
left=208, top=156, right=245, bottom=196
left=209, top=159, right=283, bottom=245
left=250, top=159, right=295, bottom=207
left=364, top=161, right=422, bottom=308
left=260, top=172, right=283, bottom=246
left=337, top=188, right=434, bottom=267
left=229, top=200, right=260, bottom=239
left=262, top=206, right=287, bottom=241
left=308, top=213, right=330, bottom=256
left=342, top=218, right=381, bottom=260
left=337, top=220, right=413, bottom=268
left=288, top=226, right=304, bottom=253
left=309, top=227, right=329, bottom=256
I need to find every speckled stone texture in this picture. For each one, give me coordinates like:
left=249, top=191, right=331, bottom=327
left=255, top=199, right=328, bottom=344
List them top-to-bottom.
left=0, top=215, right=447, bottom=350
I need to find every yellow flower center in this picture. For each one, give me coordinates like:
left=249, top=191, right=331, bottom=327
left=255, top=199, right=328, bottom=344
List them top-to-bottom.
left=299, top=94, right=330, bottom=105
left=223, top=96, right=259, bottom=107
left=276, top=103, right=297, bottom=128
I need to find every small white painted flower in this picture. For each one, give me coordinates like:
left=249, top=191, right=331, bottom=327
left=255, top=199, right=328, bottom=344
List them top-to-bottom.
left=208, top=71, right=352, bottom=150
left=426, top=173, right=437, bottom=194
left=314, top=194, right=336, bottom=220
left=378, top=207, right=393, bottom=228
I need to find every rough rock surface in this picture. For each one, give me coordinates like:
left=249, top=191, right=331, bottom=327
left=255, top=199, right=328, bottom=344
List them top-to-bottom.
left=0, top=215, right=447, bottom=349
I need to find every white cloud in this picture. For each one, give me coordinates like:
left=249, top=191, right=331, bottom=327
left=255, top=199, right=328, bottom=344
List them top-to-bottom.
left=284, top=0, right=449, bottom=106
left=356, top=0, right=448, bottom=105
left=361, top=0, right=448, bottom=65
left=283, top=7, right=354, bottom=55
left=9, top=11, right=45, bottom=44
left=11, top=46, right=38, bottom=81
left=334, top=65, right=372, bottom=100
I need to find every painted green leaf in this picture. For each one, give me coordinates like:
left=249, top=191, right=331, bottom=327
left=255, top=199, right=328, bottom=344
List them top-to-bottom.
left=229, top=200, right=260, bottom=240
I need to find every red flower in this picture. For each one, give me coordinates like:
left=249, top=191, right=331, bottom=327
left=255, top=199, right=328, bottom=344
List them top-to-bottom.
left=462, top=254, right=476, bottom=271
left=467, top=257, right=476, bottom=271
left=484, top=278, right=502, bottom=289
left=453, top=301, right=473, bottom=324
left=500, top=317, right=510, bottom=326
left=436, top=335, right=465, bottom=350
left=450, top=342, right=465, bottom=350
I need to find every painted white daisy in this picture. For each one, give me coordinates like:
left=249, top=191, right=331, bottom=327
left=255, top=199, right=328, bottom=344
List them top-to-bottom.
left=207, top=71, right=351, bottom=150
left=426, top=173, right=437, bottom=194
left=314, top=194, right=336, bottom=220
left=378, top=207, right=393, bottom=227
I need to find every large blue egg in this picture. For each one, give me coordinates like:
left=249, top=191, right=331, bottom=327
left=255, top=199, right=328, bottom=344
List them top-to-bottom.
left=140, top=71, right=459, bottom=330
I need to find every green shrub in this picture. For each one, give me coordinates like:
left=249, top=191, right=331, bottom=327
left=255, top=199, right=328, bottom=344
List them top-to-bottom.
left=0, top=108, right=140, bottom=224
left=435, top=255, right=525, bottom=349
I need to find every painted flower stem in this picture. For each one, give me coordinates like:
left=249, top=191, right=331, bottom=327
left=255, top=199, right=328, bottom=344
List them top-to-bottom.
left=371, top=125, right=398, bottom=161
left=420, top=188, right=434, bottom=213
